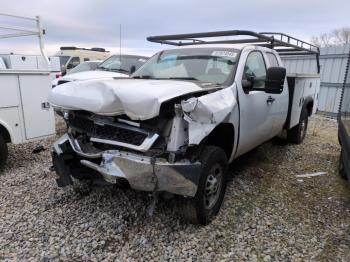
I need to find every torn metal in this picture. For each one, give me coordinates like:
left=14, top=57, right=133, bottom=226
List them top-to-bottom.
left=181, top=87, right=237, bottom=144
left=53, top=135, right=201, bottom=197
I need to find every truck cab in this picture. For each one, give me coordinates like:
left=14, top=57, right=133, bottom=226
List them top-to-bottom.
left=49, top=30, right=320, bottom=224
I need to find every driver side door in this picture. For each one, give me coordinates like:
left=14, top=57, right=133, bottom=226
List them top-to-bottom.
left=236, top=50, right=274, bottom=157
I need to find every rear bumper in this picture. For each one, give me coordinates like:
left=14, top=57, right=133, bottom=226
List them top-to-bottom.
left=52, top=134, right=201, bottom=196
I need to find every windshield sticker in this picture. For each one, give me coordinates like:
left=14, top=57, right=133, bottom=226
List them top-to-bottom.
left=211, top=51, right=237, bottom=59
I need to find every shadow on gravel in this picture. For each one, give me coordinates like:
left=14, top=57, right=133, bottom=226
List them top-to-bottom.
left=226, top=138, right=289, bottom=182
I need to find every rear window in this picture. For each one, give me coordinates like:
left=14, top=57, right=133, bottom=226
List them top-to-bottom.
left=266, top=53, right=279, bottom=67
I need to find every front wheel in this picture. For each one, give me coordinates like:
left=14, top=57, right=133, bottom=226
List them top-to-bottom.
left=287, top=109, right=308, bottom=144
left=0, top=134, right=8, bottom=170
left=178, top=146, right=228, bottom=225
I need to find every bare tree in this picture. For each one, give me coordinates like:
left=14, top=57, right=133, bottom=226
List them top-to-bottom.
left=311, top=26, right=350, bottom=47
left=332, top=27, right=350, bottom=45
left=320, top=33, right=334, bottom=47
left=310, top=36, right=321, bottom=47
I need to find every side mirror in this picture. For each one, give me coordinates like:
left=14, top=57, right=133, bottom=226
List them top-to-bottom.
left=130, top=65, right=136, bottom=74
left=265, top=67, right=286, bottom=94
left=61, top=68, right=67, bottom=76
left=242, top=76, right=254, bottom=91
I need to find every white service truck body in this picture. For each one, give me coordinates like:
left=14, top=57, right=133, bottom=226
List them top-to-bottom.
left=0, top=13, right=56, bottom=169
left=49, top=31, right=320, bottom=224
left=0, top=56, right=56, bottom=168
left=0, top=70, right=55, bottom=144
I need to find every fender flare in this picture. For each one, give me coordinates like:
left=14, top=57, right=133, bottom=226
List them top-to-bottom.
left=302, top=96, right=314, bottom=117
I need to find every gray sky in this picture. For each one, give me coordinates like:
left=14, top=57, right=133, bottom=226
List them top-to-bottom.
left=0, top=0, right=349, bottom=56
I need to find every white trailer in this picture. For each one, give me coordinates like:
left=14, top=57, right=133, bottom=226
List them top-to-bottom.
left=0, top=14, right=55, bottom=168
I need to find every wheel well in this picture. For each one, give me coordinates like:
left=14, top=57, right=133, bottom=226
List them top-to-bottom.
left=306, top=100, right=314, bottom=116
left=205, top=123, right=234, bottom=159
left=0, top=124, right=11, bottom=143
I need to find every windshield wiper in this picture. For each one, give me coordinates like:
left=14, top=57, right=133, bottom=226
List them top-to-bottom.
left=96, top=66, right=110, bottom=71
left=110, top=68, right=129, bottom=73
left=133, top=75, right=154, bottom=79
left=168, top=77, right=199, bottom=81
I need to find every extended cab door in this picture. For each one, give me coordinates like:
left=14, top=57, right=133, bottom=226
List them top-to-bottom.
left=235, top=50, right=275, bottom=156
left=263, top=52, right=289, bottom=135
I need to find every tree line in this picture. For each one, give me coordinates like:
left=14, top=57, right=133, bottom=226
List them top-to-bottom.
left=311, top=27, right=350, bottom=47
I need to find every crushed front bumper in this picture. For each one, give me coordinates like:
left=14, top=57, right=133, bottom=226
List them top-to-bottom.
left=52, top=134, right=201, bottom=197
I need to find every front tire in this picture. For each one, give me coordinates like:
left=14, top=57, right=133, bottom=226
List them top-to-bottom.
left=287, top=108, right=308, bottom=144
left=0, top=135, right=8, bottom=170
left=178, top=146, right=228, bottom=225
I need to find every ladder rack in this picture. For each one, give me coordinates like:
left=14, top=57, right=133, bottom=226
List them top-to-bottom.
left=0, top=13, right=49, bottom=66
left=147, top=30, right=320, bottom=73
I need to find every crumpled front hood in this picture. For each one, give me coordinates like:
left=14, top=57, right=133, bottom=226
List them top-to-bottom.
left=48, top=79, right=204, bottom=120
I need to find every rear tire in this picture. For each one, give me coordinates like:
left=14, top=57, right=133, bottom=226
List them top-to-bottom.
left=287, top=108, right=308, bottom=144
left=0, top=135, right=8, bottom=170
left=178, top=146, right=228, bottom=225
left=339, top=150, right=347, bottom=180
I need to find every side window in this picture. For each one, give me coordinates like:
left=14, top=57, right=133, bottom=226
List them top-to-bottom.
left=243, top=51, right=267, bottom=89
left=266, top=53, right=279, bottom=67
left=67, top=57, right=80, bottom=69
left=84, top=58, right=90, bottom=62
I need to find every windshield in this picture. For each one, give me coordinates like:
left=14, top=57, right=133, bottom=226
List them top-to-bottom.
left=132, top=48, right=238, bottom=85
left=97, top=55, right=146, bottom=74
left=59, top=56, right=70, bottom=70
left=68, top=61, right=100, bottom=74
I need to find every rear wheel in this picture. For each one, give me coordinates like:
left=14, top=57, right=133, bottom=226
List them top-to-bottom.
left=287, top=109, right=308, bottom=144
left=0, top=135, right=8, bottom=170
left=178, top=146, right=228, bottom=225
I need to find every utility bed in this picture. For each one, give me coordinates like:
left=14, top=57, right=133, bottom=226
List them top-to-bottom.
left=285, top=74, right=320, bottom=129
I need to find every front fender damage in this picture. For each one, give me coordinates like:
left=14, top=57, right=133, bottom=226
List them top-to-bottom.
left=181, top=87, right=237, bottom=145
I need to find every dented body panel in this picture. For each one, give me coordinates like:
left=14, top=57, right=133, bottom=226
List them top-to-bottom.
left=49, top=78, right=204, bottom=120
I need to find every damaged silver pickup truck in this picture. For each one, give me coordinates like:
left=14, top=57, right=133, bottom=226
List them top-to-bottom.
left=48, top=31, right=321, bottom=224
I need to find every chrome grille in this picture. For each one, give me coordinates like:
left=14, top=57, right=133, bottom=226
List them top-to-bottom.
left=69, top=115, right=147, bottom=146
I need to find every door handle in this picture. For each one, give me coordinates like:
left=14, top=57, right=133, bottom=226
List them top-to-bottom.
left=266, top=96, right=275, bottom=105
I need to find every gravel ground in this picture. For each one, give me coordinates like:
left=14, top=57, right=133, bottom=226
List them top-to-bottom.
left=0, top=115, right=349, bottom=261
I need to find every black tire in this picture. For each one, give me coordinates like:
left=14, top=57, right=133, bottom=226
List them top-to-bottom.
left=287, top=108, right=308, bottom=144
left=0, top=135, right=8, bottom=170
left=178, top=146, right=228, bottom=225
left=339, top=150, right=347, bottom=180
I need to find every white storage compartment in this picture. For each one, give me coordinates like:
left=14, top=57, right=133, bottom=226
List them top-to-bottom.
left=0, top=54, right=38, bottom=70
left=37, top=56, right=61, bottom=72
left=18, top=73, right=56, bottom=140
left=0, top=74, right=20, bottom=107
left=286, top=74, right=320, bottom=129
left=0, top=107, right=23, bottom=144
